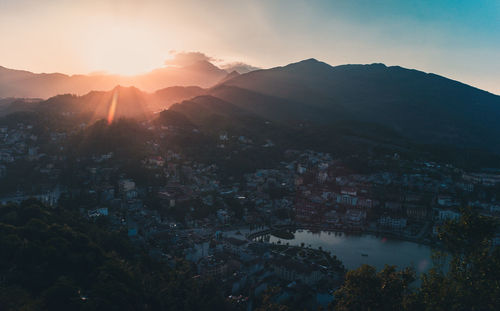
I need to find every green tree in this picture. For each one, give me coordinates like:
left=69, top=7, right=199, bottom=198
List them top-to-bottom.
left=417, top=207, right=500, bottom=310
left=333, top=265, right=415, bottom=311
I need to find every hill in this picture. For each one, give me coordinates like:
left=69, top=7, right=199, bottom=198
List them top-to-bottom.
left=200, top=59, right=500, bottom=152
left=1, top=85, right=209, bottom=120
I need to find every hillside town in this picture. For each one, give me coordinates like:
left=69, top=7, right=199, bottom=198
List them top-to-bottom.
left=1, top=117, right=500, bottom=308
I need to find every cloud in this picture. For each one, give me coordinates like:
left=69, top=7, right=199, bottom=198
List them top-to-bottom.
left=165, top=51, right=215, bottom=67
left=165, top=51, right=260, bottom=74
left=220, top=62, right=261, bottom=74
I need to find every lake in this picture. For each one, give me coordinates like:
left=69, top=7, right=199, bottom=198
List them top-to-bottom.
left=265, top=230, right=434, bottom=273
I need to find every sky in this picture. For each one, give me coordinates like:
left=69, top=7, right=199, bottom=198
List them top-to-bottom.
left=0, top=0, right=499, bottom=94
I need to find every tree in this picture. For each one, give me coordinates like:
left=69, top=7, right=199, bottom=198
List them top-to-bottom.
left=0, top=200, right=233, bottom=311
left=417, top=207, right=500, bottom=310
left=333, top=265, right=415, bottom=311
left=255, top=287, right=290, bottom=311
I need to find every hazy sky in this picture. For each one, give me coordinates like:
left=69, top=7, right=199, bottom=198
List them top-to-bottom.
left=1, top=0, right=499, bottom=94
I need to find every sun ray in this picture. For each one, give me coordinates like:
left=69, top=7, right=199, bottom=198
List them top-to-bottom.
left=107, top=89, right=119, bottom=124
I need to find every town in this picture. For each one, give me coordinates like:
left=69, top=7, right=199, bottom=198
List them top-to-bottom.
left=1, top=115, right=499, bottom=309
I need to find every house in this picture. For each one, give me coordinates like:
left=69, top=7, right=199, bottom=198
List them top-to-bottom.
left=219, top=132, right=229, bottom=141
left=147, top=156, right=165, bottom=167
left=297, top=164, right=307, bottom=174
left=317, top=171, right=328, bottom=184
left=294, top=176, right=304, bottom=186
left=119, top=179, right=135, bottom=193
left=457, top=182, right=474, bottom=192
left=100, top=186, right=115, bottom=202
left=341, top=187, right=357, bottom=196
left=124, top=189, right=138, bottom=200
left=334, top=192, right=358, bottom=207
left=403, top=192, right=423, bottom=203
left=437, top=195, right=454, bottom=207
left=357, top=197, right=375, bottom=209
left=126, top=199, right=143, bottom=210
left=295, top=201, right=321, bottom=222
left=385, top=201, right=402, bottom=211
left=405, top=204, right=429, bottom=220
left=88, top=207, right=109, bottom=218
left=217, top=209, right=230, bottom=224
left=344, top=209, right=366, bottom=227
left=437, top=209, right=460, bottom=221
left=324, top=210, right=340, bottom=226
left=378, top=215, right=407, bottom=230
left=128, top=222, right=138, bottom=237
left=432, top=224, right=440, bottom=237
left=492, top=233, right=500, bottom=247
left=224, top=237, right=247, bottom=257
left=198, top=255, right=229, bottom=280
left=270, top=258, right=323, bottom=286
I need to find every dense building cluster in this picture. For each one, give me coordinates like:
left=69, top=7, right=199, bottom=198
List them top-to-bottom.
left=1, top=116, right=500, bottom=309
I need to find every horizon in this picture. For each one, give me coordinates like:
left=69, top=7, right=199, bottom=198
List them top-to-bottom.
left=0, top=0, right=499, bottom=94
left=3, top=57, right=499, bottom=97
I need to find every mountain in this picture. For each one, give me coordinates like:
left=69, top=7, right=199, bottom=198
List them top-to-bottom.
left=4, top=58, right=499, bottom=155
left=186, top=59, right=500, bottom=152
left=0, top=60, right=226, bottom=99
left=129, top=60, right=227, bottom=92
left=220, top=63, right=261, bottom=74
left=0, top=65, right=120, bottom=98
left=217, top=71, right=240, bottom=85
left=2, top=85, right=208, bottom=121
left=37, top=86, right=150, bottom=121
left=149, top=86, right=205, bottom=112
left=169, top=95, right=286, bottom=142
left=170, top=95, right=252, bottom=126
left=0, top=97, right=42, bottom=115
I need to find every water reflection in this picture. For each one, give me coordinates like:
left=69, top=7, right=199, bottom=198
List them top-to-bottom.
left=266, top=230, right=434, bottom=273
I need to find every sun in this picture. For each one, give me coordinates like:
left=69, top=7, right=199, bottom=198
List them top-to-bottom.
left=81, top=20, right=169, bottom=76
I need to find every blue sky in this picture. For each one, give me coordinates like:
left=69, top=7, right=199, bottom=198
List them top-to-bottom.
left=0, top=0, right=498, bottom=93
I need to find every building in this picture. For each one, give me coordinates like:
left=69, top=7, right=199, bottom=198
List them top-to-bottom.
left=147, top=156, right=165, bottom=167
left=317, top=171, right=328, bottom=184
left=119, top=179, right=135, bottom=193
left=341, top=187, right=357, bottom=196
left=334, top=192, right=358, bottom=207
left=437, top=195, right=455, bottom=207
left=357, top=197, right=375, bottom=209
left=295, top=201, right=321, bottom=222
left=385, top=201, right=402, bottom=211
left=405, top=204, right=429, bottom=220
left=88, top=207, right=109, bottom=218
left=217, top=209, right=230, bottom=224
left=344, top=209, right=366, bottom=227
left=437, top=209, right=460, bottom=221
left=324, top=210, right=340, bottom=226
left=378, top=215, right=407, bottom=230
left=198, top=255, right=229, bottom=280
left=271, top=258, right=323, bottom=286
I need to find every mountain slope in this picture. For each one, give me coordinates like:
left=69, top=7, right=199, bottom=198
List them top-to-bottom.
left=211, top=59, right=500, bottom=151
left=217, top=71, right=240, bottom=85
left=208, top=84, right=331, bottom=122
left=1, top=85, right=209, bottom=120
left=36, top=86, right=150, bottom=120
left=149, top=86, right=206, bottom=111
left=170, top=95, right=252, bottom=124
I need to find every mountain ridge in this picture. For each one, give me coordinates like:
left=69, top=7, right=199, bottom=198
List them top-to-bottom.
left=2, top=58, right=499, bottom=153
left=193, top=59, right=500, bottom=152
left=0, top=60, right=228, bottom=99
